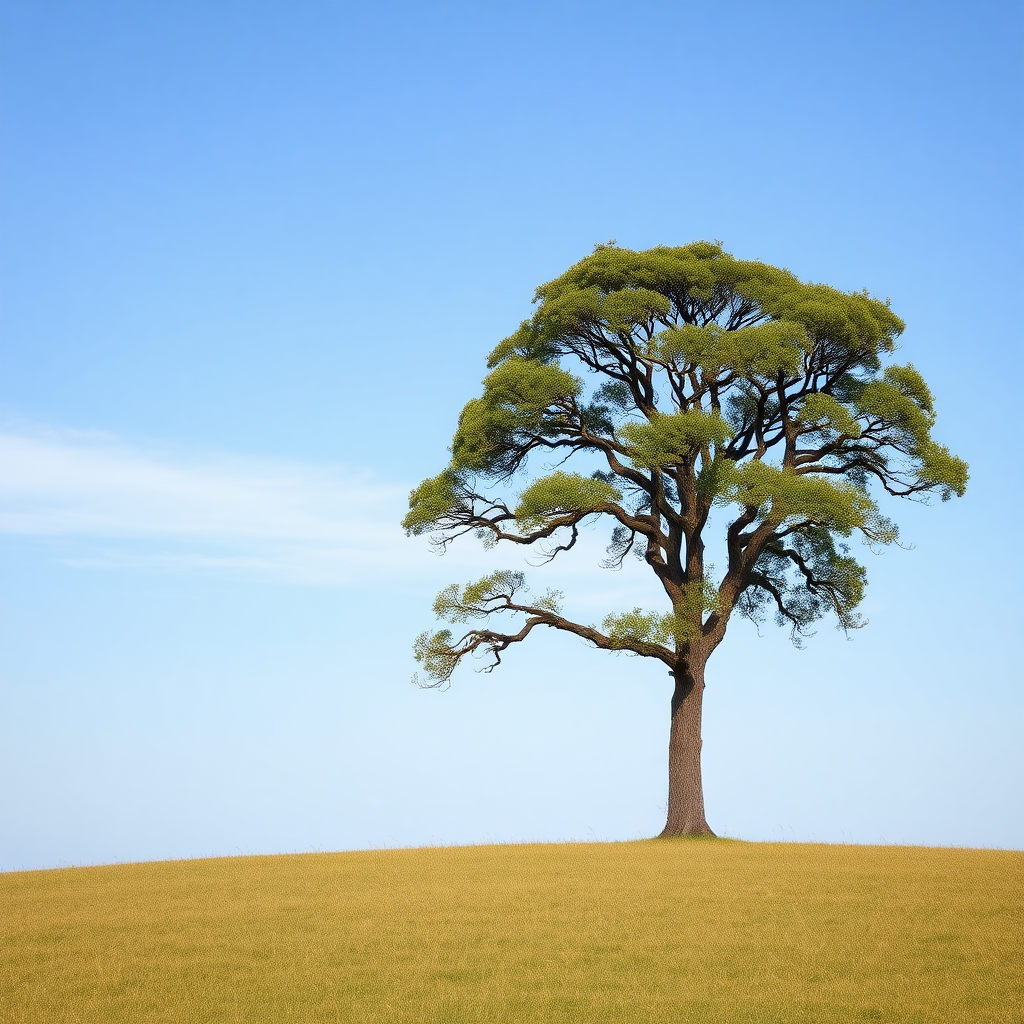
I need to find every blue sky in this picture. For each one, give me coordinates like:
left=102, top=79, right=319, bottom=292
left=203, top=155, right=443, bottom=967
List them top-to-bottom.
left=1, top=0, right=1022, bottom=871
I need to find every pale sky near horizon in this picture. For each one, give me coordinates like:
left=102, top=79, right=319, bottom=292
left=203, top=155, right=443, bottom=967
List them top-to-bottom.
left=2, top=0, right=1022, bottom=871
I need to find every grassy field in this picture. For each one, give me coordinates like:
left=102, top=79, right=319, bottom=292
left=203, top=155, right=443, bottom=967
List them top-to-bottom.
left=1, top=838, right=1020, bottom=1023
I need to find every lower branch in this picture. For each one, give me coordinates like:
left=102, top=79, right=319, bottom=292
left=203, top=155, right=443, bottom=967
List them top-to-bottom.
left=414, top=573, right=676, bottom=687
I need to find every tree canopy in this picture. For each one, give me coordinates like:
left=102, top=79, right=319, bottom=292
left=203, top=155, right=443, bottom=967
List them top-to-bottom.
left=403, top=241, right=967, bottom=835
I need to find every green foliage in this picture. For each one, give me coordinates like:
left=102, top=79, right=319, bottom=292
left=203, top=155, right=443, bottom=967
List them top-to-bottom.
left=405, top=241, right=967, bottom=678
left=516, top=242, right=903, bottom=373
left=534, top=242, right=738, bottom=308
left=751, top=284, right=904, bottom=356
left=601, top=287, right=671, bottom=334
left=486, top=319, right=556, bottom=368
left=657, top=320, right=811, bottom=377
left=451, top=357, right=581, bottom=475
left=882, top=363, right=935, bottom=416
left=854, top=365, right=968, bottom=499
left=857, top=379, right=935, bottom=438
left=594, top=380, right=634, bottom=411
left=795, top=393, right=862, bottom=438
left=619, top=410, right=733, bottom=470
left=917, top=440, right=969, bottom=499
left=695, top=456, right=737, bottom=501
left=727, top=462, right=876, bottom=535
left=401, top=469, right=463, bottom=535
left=514, top=471, right=622, bottom=529
left=742, top=528, right=869, bottom=636
left=432, top=570, right=528, bottom=622
left=430, top=571, right=563, bottom=627
left=413, top=572, right=564, bottom=686
left=676, top=574, right=726, bottom=627
left=602, top=579, right=722, bottom=649
left=532, top=588, right=565, bottom=613
left=602, top=608, right=680, bottom=648
left=413, top=629, right=461, bottom=686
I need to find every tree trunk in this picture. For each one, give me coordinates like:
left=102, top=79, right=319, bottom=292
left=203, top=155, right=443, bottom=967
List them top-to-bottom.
left=659, top=653, right=715, bottom=837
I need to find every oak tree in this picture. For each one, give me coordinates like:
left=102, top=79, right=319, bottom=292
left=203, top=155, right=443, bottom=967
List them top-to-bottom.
left=403, top=242, right=967, bottom=837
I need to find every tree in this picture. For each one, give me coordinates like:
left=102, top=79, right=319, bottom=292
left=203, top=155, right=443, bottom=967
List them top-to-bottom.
left=403, top=242, right=968, bottom=837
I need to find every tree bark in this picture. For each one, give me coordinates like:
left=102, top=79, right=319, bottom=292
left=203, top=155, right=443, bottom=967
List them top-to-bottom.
left=659, top=653, right=715, bottom=837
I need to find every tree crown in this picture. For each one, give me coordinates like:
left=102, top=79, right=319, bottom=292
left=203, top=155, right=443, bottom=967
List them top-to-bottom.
left=405, top=242, right=967, bottom=685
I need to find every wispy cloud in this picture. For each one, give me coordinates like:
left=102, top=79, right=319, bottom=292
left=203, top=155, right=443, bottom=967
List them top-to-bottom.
left=0, top=424, right=666, bottom=604
left=0, top=426, right=434, bottom=586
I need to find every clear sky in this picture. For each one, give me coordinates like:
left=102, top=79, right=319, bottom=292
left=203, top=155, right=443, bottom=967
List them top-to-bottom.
left=1, top=0, right=1021, bottom=871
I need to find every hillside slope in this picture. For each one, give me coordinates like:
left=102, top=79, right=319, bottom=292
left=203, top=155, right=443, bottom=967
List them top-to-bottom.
left=2, top=839, right=1021, bottom=1022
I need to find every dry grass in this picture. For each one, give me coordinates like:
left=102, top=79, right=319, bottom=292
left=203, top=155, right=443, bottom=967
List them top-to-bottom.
left=1, top=838, right=1021, bottom=1022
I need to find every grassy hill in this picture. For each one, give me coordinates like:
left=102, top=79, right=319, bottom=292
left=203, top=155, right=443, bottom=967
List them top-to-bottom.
left=2, top=838, right=1020, bottom=1022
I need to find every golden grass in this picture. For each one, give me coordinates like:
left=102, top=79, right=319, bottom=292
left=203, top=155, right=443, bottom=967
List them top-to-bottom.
left=1, top=839, right=1020, bottom=1022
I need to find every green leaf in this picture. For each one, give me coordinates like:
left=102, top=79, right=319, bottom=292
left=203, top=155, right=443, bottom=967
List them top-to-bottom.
left=658, top=320, right=811, bottom=377
left=451, top=357, right=582, bottom=475
left=795, top=393, right=862, bottom=438
left=619, top=410, right=734, bottom=470
left=728, top=463, right=874, bottom=534
left=402, top=469, right=463, bottom=535
left=514, top=471, right=622, bottom=529
left=433, top=571, right=526, bottom=623
left=413, top=629, right=460, bottom=685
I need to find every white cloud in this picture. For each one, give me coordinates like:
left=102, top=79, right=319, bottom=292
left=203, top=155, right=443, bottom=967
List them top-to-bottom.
left=0, top=424, right=667, bottom=602
left=0, top=426, right=439, bottom=586
left=0, top=429, right=395, bottom=539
